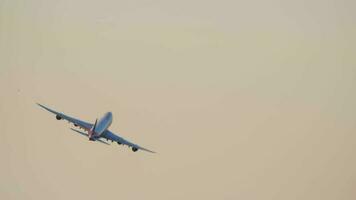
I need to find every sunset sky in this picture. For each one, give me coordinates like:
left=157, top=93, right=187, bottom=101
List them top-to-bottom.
left=0, top=0, right=355, bottom=199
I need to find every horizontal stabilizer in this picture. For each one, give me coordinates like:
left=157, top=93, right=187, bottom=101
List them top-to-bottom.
left=69, top=128, right=109, bottom=145
left=70, top=128, right=88, bottom=137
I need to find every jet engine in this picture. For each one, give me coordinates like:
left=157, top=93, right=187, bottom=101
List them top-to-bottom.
left=56, top=115, right=62, bottom=120
left=132, top=147, right=138, bottom=152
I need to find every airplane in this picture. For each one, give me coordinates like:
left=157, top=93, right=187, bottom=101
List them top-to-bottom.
left=37, top=103, right=155, bottom=153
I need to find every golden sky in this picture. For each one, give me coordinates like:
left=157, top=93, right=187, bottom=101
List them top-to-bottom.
left=0, top=0, right=355, bottom=199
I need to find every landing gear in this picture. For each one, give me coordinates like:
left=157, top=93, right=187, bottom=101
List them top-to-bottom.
left=117, top=141, right=122, bottom=145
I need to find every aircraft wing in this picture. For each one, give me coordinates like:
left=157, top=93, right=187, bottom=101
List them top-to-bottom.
left=37, top=103, right=93, bottom=131
left=102, top=130, right=156, bottom=153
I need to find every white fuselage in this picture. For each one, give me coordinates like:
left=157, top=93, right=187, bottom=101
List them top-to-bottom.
left=93, top=112, right=112, bottom=137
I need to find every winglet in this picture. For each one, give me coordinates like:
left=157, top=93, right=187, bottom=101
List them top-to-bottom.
left=36, top=103, right=59, bottom=115
left=36, top=103, right=46, bottom=109
left=139, top=146, right=156, bottom=153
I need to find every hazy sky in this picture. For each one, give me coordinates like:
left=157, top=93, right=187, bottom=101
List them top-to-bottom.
left=0, top=0, right=355, bottom=199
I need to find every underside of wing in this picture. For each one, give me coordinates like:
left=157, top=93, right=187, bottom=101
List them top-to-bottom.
left=37, top=103, right=93, bottom=130
left=102, top=130, right=156, bottom=153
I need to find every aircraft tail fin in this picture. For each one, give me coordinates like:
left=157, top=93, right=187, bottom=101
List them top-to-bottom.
left=92, top=118, right=98, bottom=131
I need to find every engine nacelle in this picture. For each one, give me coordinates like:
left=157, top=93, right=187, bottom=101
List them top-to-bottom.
left=56, top=115, right=62, bottom=120
left=132, top=147, right=138, bottom=152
